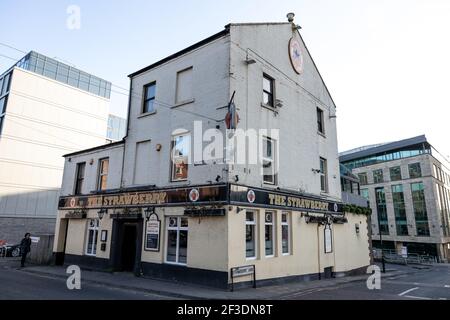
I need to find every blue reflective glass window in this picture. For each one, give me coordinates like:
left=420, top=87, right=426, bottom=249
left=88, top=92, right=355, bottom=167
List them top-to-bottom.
left=35, top=56, right=45, bottom=75
left=43, top=59, right=57, bottom=79
left=56, top=64, right=69, bottom=83
left=68, top=68, right=79, bottom=87
left=78, top=72, right=90, bottom=91
left=1, top=73, right=10, bottom=96
left=89, top=77, right=100, bottom=95
left=105, top=82, right=111, bottom=98
left=0, top=96, right=7, bottom=114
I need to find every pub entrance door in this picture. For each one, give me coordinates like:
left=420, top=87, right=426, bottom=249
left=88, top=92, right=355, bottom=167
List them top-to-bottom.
left=111, top=217, right=143, bottom=274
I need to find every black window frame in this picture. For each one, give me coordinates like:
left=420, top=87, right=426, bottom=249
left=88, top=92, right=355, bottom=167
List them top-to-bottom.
left=262, top=74, right=274, bottom=107
left=142, top=82, right=156, bottom=114
left=317, top=107, right=325, bottom=134
left=262, top=136, right=277, bottom=185
left=320, top=157, right=328, bottom=192
left=74, top=162, right=86, bottom=195
left=408, top=162, right=422, bottom=179
left=389, top=166, right=402, bottom=181
left=373, top=169, right=384, bottom=184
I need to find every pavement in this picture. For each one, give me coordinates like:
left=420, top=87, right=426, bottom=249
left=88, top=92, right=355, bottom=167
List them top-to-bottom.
left=1, top=258, right=449, bottom=300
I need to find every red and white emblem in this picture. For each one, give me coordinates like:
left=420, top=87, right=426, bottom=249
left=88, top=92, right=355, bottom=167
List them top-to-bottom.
left=289, top=37, right=304, bottom=74
left=189, top=188, right=200, bottom=202
left=247, top=190, right=256, bottom=203
left=69, top=197, right=76, bottom=208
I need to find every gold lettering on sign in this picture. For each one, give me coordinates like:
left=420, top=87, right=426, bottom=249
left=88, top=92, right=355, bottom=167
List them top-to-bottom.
left=63, top=191, right=169, bottom=209
left=269, top=193, right=329, bottom=211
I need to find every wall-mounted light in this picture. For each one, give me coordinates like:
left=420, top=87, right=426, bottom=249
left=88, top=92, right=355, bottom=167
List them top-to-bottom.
left=287, top=12, right=295, bottom=23
left=245, top=58, right=256, bottom=65
left=156, top=144, right=162, bottom=152
left=89, top=159, right=94, bottom=165
left=312, top=168, right=321, bottom=174
left=215, top=175, right=221, bottom=182
left=234, top=175, right=239, bottom=182
left=144, top=207, right=155, bottom=221
left=236, top=207, right=244, bottom=214
left=97, top=208, right=108, bottom=220
left=355, top=223, right=360, bottom=234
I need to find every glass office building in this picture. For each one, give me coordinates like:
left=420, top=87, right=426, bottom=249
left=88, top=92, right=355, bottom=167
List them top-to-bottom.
left=14, top=51, right=111, bottom=98
left=340, top=135, right=450, bottom=261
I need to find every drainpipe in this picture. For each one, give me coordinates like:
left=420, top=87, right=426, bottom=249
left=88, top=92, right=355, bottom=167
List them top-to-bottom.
left=120, top=78, right=133, bottom=189
left=317, top=223, right=321, bottom=280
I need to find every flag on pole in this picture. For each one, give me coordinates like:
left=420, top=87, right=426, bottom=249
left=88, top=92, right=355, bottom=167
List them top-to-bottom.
left=225, top=92, right=239, bottom=130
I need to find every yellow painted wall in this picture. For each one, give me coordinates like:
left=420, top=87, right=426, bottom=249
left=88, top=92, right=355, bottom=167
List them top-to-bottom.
left=55, top=205, right=370, bottom=283
left=140, top=207, right=228, bottom=272
left=228, top=207, right=370, bottom=283
left=96, top=212, right=113, bottom=259
left=333, top=213, right=371, bottom=273
left=65, top=219, right=87, bottom=255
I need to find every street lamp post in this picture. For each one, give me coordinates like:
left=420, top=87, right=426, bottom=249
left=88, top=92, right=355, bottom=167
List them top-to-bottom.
left=376, top=211, right=386, bottom=273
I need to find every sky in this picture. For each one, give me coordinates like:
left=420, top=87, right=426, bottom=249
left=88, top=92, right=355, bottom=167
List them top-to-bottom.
left=1, top=0, right=449, bottom=157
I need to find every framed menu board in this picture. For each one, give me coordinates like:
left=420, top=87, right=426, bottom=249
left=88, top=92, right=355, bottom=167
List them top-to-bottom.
left=145, top=214, right=160, bottom=251
left=324, top=225, right=333, bottom=254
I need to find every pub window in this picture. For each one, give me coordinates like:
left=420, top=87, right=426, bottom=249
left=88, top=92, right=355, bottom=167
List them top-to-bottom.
left=262, top=74, right=274, bottom=107
left=142, top=82, right=156, bottom=114
left=317, top=107, right=325, bottom=134
left=171, top=133, right=190, bottom=181
left=262, top=137, right=276, bottom=184
left=320, top=157, right=328, bottom=192
left=97, top=158, right=109, bottom=191
left=74, top=162, right=86, bottom=195
left=408, top=163, right=422, bottom=179
left=373, top=169, right=384, bottom=184
left=245, top=211, right=257, bottom=259
left=265, top=212, right=275, bottom=257
left=281, top=212, right=290, bottom=255
left=166, top=217, right=189, bottom=265
left=86, top=219, right=99, bottom=256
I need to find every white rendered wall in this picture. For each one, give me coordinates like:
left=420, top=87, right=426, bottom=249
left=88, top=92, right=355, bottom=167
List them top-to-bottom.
left=0, top=67, right=110, bottom=218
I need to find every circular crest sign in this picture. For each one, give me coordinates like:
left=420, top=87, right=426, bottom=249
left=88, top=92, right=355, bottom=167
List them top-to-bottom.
left=288, top=37, right=304, bottom=74
left=189, top=188, right=200, bottom=202
left=247, top=190, right=256, bottom=203
left=69, top=197, right=76, bottom=208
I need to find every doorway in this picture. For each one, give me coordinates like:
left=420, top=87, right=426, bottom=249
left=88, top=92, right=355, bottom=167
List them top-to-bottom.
left=111, top=218, right=143, bottom=274
left=121, top=223, right=137, bottom=272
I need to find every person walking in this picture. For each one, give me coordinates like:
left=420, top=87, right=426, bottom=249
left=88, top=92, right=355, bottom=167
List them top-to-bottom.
left=20, top=233, right=32, bottom=268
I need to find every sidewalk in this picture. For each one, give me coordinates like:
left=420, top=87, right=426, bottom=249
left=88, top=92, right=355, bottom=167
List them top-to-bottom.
left=9, top=261, right=410, bottom=300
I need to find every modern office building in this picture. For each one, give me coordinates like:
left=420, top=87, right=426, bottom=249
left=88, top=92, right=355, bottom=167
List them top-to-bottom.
left=53, top=16, right=371, bottom=289
left=0, top=51, right=112, bottom=243
left=340, top=135, right=450, bottom=261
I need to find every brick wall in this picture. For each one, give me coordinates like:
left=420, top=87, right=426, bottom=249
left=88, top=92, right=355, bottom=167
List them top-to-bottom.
left=0, top=217, right=55, bottom=244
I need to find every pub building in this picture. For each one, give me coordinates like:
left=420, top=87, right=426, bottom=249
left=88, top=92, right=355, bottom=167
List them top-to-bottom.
left=53, top=15, right=371, bottom=289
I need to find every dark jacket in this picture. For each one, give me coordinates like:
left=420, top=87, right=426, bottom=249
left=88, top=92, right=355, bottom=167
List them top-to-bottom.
left=20, top=238, right=31, bottom=254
